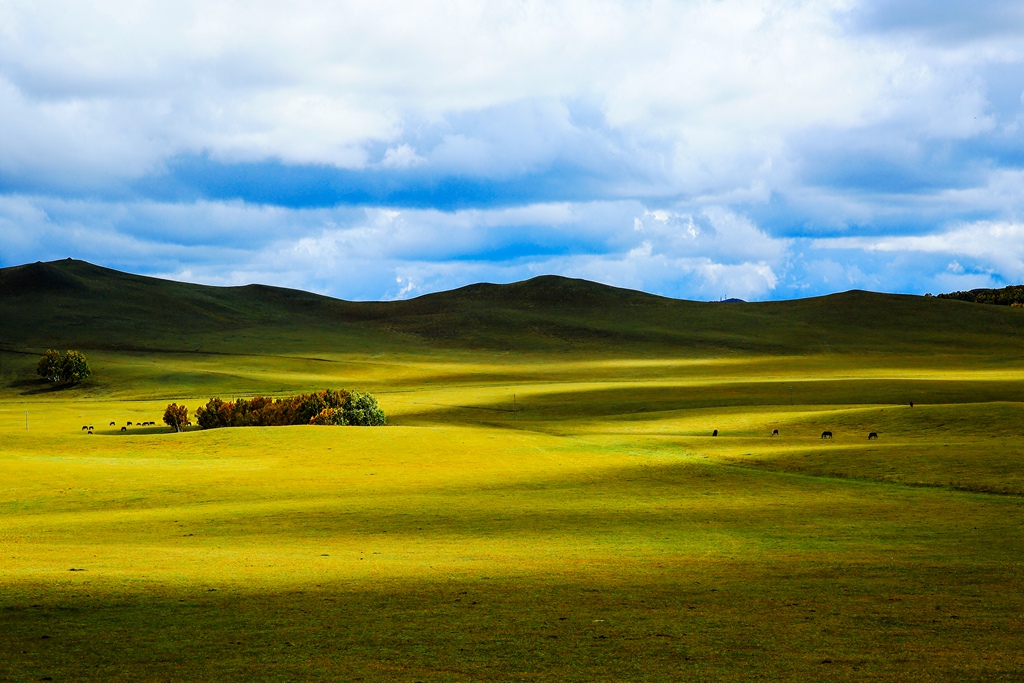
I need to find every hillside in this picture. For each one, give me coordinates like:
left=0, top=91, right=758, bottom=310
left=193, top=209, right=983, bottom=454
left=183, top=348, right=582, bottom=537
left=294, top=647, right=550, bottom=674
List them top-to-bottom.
left=2, top=258, right=1024, bottom=359
left=5, top=259, right=1024, bottom=682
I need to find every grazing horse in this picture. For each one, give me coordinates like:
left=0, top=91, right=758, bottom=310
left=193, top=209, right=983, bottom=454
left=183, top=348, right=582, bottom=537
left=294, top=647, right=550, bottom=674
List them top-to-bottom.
left=109, top=421, right=115, bottom=426
left=127, top=421, right=132, bottom=426
left=81, top=425, right=88, bottom=430
left=121, top=426, right=127, bottom=432
left=712, top=429, right=718, bottom=436
left=771, top=429, right=779, bottom=437
left=821, top=430, right=833, bottom=439
left=868, top=432, right=878, bottom=440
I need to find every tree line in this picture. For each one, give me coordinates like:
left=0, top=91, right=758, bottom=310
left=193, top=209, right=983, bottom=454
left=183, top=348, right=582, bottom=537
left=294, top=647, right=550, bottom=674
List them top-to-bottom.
left=937, top=284, right=1024, bottom=307
left=163, top=389, right=386, bottom=431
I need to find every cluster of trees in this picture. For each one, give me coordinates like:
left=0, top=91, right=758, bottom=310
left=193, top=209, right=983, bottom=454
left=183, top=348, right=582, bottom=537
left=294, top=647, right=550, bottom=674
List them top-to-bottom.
left=938, top=285, right=1024, bottom=307
left=36, top=349, right=91, bottom=385
left=190, top=389, right=385, bottom=429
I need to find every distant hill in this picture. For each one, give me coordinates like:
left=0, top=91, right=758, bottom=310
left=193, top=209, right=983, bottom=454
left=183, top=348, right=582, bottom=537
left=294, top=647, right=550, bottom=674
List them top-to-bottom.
left=2, top=259, right=1024, bottom=358
left=937, top=284, right=1024, bottom=307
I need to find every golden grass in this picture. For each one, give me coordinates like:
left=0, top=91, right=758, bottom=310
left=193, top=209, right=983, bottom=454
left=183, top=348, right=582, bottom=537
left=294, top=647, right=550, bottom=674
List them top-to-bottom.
left=2, top=352, right=1024, bottom=680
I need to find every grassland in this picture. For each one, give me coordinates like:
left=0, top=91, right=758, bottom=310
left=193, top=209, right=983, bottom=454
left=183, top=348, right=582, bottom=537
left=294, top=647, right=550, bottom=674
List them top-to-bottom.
left=2, top=260, right=1024, bottom=681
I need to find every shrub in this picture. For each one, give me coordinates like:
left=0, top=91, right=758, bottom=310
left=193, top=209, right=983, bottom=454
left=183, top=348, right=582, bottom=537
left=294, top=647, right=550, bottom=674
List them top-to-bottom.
left=309, top=407, right=345, bottom=426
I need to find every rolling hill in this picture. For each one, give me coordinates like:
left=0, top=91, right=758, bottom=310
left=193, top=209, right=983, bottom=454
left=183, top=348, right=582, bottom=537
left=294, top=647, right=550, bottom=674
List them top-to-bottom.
left=2, top=258, right=1023, bottom=359
left=5, top=259, right=1024, bottom=681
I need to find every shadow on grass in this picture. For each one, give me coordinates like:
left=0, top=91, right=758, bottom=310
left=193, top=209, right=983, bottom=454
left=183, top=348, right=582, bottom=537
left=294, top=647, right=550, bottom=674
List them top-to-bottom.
left=11, top=378, right=85, bottom=395
left=395, top=378, right=1024, bottom=429
left=2, top=562, right=1023, bottom=683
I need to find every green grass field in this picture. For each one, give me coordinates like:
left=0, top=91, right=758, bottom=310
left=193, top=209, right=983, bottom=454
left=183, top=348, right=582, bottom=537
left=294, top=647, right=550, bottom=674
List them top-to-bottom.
left=2, top=261, right=1024, bottom=681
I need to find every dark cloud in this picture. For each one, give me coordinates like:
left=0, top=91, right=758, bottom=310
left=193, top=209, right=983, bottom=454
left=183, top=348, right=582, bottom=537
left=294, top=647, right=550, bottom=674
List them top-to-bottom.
left=788, top=126, right=995, bottom=196
left=139, top=154, right=614, bottom=210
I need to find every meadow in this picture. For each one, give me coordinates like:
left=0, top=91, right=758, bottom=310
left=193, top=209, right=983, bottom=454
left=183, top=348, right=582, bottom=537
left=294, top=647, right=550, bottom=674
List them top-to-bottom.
left=2, top=261, right=1024, bottom=681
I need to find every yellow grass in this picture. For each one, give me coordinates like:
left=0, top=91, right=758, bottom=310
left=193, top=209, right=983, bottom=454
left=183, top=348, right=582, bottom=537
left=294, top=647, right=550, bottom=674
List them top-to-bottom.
left=2, top=352, right=1024, bottom=680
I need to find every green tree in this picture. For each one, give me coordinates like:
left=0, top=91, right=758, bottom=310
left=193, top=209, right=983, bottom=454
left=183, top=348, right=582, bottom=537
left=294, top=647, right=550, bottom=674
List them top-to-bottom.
left=36, top=349, right=63, bottom=383
left=36, top=349, right=91, bottom=385
left=60, top=350, right=91, bottom=385
left=343, top=392, right=386, bottom=426
left=195, top=397, right=225, bottom=429
left=163, top=403, right=189, bottom=432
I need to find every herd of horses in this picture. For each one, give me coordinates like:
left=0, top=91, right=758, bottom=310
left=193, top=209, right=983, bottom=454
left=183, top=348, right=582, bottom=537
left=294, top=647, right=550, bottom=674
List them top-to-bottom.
left=706, top=402, right=912, bottom=440
left=79, top=419, right=880, bottom=440
left=80, top=420, right=157, bottom=434
left=710, top=428, right=881, bottom=439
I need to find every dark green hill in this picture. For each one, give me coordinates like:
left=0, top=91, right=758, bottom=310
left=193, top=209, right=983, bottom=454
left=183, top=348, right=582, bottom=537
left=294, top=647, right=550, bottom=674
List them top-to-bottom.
left=2, top=259, right=1023, bottom=358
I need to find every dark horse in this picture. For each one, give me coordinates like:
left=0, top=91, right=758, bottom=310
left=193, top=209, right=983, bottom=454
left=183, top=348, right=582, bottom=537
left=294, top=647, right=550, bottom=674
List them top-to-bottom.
left=712, top=429, right=718, bottom=436
left=771, top=429, right=779, bottom=436
left=821, top=431, right=833, bottom=439
left=868, top=432, right=878, bottom=439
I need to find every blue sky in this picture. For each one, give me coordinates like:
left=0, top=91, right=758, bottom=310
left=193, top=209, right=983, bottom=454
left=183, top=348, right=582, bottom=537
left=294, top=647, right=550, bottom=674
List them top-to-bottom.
left=2, top=0, right=1024, bottom=301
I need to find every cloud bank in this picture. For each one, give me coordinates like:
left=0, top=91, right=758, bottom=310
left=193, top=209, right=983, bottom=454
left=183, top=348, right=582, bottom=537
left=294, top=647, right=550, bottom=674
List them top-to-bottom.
left=2, top=0, right=1024, bottom=300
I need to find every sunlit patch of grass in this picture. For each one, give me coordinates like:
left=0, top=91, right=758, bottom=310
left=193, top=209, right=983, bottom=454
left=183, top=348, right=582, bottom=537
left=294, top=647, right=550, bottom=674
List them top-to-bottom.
left=3, top=347, right=1024, bottom=680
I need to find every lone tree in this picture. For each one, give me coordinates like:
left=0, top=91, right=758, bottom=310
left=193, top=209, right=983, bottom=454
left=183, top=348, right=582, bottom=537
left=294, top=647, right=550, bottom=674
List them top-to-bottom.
left=36, top=349, right=91, bottom=385
left=163, top=403, right=189, bottom=432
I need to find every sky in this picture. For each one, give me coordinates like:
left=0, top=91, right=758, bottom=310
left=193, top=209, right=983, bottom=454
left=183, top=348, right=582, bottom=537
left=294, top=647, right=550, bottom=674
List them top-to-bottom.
left=2, top=0, right=1024, bottom=302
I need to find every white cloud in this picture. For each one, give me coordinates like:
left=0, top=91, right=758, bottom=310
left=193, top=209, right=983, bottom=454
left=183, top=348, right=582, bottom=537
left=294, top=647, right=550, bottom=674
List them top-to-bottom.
left=0, top=0, right=1009, bottom=193
left=4, top=1, right=1024, bottom=301
left=378, top=144, right=426, bottom=169
left=9, top=192, right=1024, bottom=302
left=0, top=194, right=795, bottom=300
left=633, top=206, right=791, bottom=264
left=816, top=220, right=1024, bottom=280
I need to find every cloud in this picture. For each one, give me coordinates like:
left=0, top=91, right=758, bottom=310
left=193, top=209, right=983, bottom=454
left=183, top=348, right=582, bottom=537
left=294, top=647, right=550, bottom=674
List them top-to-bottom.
left=0, top=0, right=972, bottom=200
left=847, top=0, right=1024, bottom=43
left=4, top=1, right=1024, bottom=301
left=378, top=144, right=426, bottom=169
left=8, top=191, right=1024, bottom=302
left=389, top=205, right=787, bottom=299
left=634, top=207, right=790, bottom=264
left=817, top=220, right=1024, bottom=281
